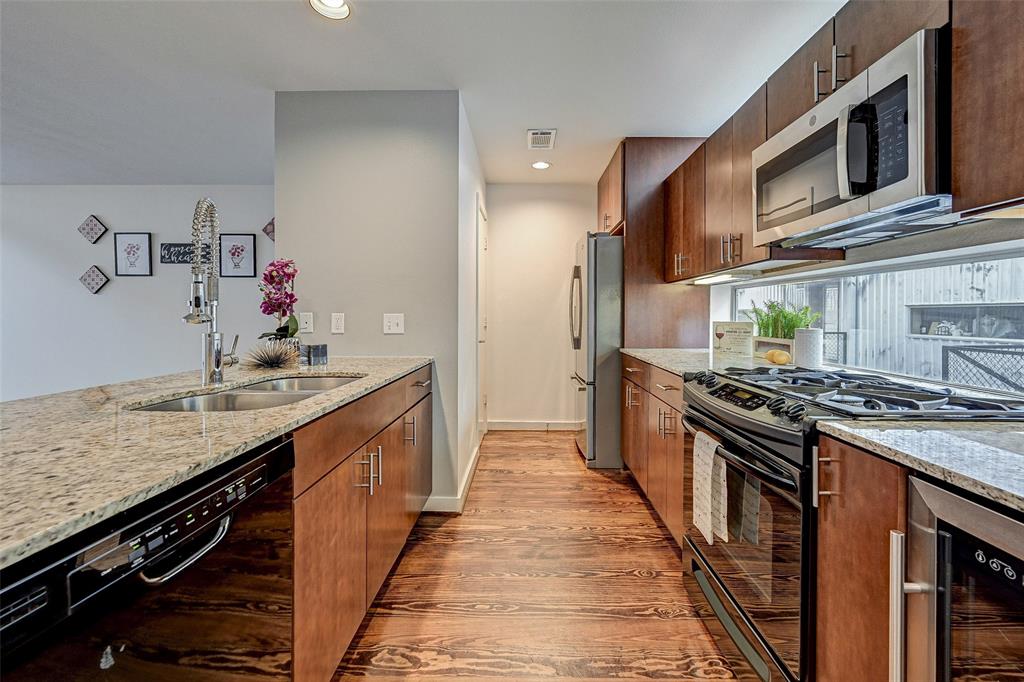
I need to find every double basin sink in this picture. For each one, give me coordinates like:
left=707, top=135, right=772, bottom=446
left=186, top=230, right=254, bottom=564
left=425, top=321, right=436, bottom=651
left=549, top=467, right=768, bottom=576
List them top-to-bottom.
left=136, top=376, right=358, bottom=413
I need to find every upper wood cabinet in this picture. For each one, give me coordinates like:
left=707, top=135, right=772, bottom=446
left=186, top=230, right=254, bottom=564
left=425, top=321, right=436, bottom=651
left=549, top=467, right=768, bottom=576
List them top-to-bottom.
left=833, top=0, right=949, bottom=88
left=952, top=0, right=1024, bottom=215
left=766, top=20, right=834, bottom=138
left=730, top=86, right=769, bottom=268
left=704, top=120, right=734, bottom=272
left=598, top=143, right=624, bottom=232
left=664, top=145, right=705, bottom=282
left=816, top=436, right=907, bottom=682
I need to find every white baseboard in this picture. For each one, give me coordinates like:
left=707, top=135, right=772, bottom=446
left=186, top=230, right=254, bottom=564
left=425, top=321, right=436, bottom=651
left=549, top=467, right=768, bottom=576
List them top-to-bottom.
left=487, top=420, right=582, bottom=431
left=422, top=439, right=483, bottom=514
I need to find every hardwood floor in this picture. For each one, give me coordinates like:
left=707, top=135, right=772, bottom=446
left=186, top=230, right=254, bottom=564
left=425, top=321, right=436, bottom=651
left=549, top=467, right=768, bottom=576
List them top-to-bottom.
left=335, top=431, right=735, bottom=680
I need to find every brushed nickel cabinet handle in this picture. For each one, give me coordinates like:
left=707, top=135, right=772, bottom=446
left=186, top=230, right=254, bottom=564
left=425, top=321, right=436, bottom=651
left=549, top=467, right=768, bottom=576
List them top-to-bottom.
left=832, top=44, right=848, bottom=91
left=813, top=60, right=828, bottom=103
left=720, top=234, right=727, bottom=264
left=679, top=254, right=688, bottom=274
left=625, top=367, right=641, bottom=373
left=414, top=379, right=431, bottom=388
left=655, top=383, right=679, bottom=391
left=657, top=407, right=664, bottom=437
left=404, top=416, right=417, bottom=445
left=375, top=445, right=383, bottom=486
left=812, top=447, right=836, bottom=507
left=356, top=452, right=375, bottom=496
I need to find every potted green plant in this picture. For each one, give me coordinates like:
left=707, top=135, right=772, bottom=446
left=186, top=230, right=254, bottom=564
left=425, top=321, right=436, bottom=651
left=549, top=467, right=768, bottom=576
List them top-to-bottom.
left=744, top=301, right=821, bottom=359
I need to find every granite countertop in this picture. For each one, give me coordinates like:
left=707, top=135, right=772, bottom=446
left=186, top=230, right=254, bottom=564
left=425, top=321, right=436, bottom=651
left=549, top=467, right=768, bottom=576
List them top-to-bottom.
left=0, top=356, right=431, bottom=570
left=818, top=420, right=1024, bottom=513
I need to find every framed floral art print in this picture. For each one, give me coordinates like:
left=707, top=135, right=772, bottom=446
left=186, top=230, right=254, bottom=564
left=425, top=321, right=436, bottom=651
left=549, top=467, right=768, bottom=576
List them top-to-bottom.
left=114, top=232, right=152, bottom=276
left=220, top=233, right=256, bottom=278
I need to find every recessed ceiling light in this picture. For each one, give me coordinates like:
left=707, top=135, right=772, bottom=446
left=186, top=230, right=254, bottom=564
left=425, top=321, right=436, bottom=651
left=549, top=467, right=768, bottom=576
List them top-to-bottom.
left=310, top=0, right=351, bottom=20
left=531, top=161, right=551, bottom=170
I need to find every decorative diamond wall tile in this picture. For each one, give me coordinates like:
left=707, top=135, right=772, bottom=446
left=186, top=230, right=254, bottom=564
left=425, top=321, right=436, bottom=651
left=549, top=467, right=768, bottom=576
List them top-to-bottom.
left=78, top=215, right=108, bottom=243
left=79, top=265, right=109, bottom=294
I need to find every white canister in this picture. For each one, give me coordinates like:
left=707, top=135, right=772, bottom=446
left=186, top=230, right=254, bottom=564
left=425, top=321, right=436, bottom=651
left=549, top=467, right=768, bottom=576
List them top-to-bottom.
left=793, top=327, right=824, bottom=368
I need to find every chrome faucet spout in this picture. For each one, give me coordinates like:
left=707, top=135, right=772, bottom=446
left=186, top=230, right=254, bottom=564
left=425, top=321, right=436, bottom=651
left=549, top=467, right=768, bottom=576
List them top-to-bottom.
left=183, top=198, right=232, bottom=385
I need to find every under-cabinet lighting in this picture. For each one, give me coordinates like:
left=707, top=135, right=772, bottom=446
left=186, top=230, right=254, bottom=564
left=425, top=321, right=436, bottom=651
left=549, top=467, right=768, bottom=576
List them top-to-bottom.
left=310, top=0, right=351, bottom=20
left=531, top=161, right=551, bottom=170
left=692, top=272, right=755, bottom=285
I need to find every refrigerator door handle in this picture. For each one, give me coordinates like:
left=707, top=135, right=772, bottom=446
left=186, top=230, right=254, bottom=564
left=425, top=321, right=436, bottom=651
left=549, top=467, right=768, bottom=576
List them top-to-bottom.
left=570, top=265, right=582, bottom=350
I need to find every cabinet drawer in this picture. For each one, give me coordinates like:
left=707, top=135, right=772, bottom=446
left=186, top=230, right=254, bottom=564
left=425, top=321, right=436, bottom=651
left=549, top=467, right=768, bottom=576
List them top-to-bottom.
left=621, top=356, right=650, bottom=389
left=404, top=365, right=433, bottom=406
left=649, top=365, right=684, bottom=411
left=293, top=379, right=405, bottom=498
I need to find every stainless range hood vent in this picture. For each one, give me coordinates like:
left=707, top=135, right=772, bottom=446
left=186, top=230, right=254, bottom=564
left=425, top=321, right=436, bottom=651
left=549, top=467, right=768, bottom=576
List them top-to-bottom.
left=527, top=129, right=557, bottom=150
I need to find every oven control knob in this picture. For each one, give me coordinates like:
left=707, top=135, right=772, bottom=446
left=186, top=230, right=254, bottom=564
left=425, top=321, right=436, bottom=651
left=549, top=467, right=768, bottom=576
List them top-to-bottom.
left=692, top=371, right=708, bottom=384
left=702, top=374, right=719, bottom=388
left=767, top=397, right=788, bottom=414
left=784, top=403, right=807, bottom=421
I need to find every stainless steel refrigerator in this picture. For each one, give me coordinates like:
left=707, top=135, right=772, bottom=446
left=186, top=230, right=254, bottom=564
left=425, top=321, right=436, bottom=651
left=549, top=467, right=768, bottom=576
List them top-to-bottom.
left=569, top=232, right=623, bottom=468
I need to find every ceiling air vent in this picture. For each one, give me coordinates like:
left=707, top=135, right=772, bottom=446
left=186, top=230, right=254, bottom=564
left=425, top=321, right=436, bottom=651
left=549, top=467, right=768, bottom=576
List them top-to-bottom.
left=527, top=129, right=557, bottom=150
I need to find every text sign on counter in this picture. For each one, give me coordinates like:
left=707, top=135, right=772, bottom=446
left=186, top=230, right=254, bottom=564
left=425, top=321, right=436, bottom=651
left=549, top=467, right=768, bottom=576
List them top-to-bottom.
left=713, top=321, right=753, bottom=361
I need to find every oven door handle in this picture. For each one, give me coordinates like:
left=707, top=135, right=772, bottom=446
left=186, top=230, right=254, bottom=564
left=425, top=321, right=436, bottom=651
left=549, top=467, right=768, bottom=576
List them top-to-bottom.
left=682, top=416, right=798, bottom=493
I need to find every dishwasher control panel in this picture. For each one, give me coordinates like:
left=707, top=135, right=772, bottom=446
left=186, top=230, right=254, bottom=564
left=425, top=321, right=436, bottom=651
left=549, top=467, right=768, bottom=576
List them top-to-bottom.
left=67, top=464, right=267, bottom=611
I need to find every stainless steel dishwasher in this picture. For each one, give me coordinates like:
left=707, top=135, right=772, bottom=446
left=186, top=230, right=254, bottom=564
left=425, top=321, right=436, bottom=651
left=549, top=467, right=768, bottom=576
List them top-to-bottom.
left=0, top=437, right=295, bottom=680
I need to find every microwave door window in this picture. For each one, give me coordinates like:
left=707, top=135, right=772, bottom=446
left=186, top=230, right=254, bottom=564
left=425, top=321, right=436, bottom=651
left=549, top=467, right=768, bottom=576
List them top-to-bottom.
left=755, top=121, right=854, bottom=234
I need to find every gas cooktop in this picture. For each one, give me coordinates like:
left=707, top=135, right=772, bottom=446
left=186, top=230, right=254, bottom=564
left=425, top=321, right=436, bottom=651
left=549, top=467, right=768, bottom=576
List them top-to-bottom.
left=717, top=367, right=1024, bottom=420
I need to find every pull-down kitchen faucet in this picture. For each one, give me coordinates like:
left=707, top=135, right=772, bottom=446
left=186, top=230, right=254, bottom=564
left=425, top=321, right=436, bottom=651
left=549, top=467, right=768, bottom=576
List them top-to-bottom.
left=183, top=198, right=238, bottom=385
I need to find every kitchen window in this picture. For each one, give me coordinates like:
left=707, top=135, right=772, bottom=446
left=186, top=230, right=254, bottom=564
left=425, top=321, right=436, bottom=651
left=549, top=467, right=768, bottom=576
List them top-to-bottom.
left=731, top=256, right=1024, bottom=394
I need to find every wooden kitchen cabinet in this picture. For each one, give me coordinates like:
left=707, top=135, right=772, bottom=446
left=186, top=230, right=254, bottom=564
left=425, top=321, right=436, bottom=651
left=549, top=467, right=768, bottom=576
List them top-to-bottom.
left=833, top=0, right=948, bottom=89
left=952, top=0, right=1024, bottom=215
left=766, top=20, right=834, bottom=138
left=729, top=86, right=769, bottom=268
left=704, top=120, right=734, bottom=272
left=598, top=143, right=624, bottom=232
left=664, top=145, right=705, bottom=282
left=622, top=377, right=649, bottom=493
left=404, top=396, right=432, bottom=536
left=646, top=397, right=669, bottom=519
left=366, top=416, right=409, bottom=605
left=664, top=418, right=685, bottom=547
left=816, top=436, right=907, bottom=682
left=293, top=452, right=367, bottom=682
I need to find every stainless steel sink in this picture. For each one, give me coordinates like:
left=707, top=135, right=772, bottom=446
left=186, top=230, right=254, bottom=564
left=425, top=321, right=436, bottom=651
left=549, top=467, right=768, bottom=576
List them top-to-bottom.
left=243, top=376, right=358, bottom=392
left=136, top=390, right=314, bottom=412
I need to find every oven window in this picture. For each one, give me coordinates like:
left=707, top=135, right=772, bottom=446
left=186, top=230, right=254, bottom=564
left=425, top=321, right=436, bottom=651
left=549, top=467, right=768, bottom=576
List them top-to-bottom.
left=684, top=439, right=802, bottom=677
left=941, top=521, right=1024, bottom=680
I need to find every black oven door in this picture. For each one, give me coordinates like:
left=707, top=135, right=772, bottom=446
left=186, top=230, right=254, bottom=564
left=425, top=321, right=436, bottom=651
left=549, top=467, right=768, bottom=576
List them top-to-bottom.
left=682, top=409, right=807, bottom=681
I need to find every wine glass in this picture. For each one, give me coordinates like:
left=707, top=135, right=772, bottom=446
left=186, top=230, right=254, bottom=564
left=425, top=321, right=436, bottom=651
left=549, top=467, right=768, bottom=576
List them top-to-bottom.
left=714, top=329, right=726, bottom=351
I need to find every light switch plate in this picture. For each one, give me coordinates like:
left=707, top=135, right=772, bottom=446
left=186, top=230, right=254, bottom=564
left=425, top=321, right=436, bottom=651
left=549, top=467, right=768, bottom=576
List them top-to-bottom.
left=298, top=312, right=314, bottom=334
left=331, top=313, right=345, bottom=334
left=383, top=313, right=405, bottom=335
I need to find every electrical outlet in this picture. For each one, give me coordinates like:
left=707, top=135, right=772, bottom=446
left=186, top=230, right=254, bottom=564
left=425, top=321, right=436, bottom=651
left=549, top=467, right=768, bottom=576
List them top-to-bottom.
left=298, top=312, right=314, bottom=334
left=331, top=313, right=345, bottom=334
left=382, top=313, right=405, bottom=335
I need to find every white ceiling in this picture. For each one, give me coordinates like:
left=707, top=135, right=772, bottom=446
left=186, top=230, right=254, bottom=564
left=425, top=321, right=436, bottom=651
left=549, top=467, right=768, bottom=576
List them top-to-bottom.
left=0, top=0, right=843, bottom=185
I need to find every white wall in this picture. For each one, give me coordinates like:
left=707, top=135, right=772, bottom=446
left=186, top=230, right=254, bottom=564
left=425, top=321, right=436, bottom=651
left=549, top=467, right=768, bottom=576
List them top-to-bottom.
left=275, top=90, right=481, bottom=507
left=457, top=95, right=486, bottom=494
left=485, top=183, right=595, bottom=428
left=0, top=185, right=274, bottom=400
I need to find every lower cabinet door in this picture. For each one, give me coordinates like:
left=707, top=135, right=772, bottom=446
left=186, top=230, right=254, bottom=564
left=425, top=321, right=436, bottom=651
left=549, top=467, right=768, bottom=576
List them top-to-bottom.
left=621, top=379, right=634, bottom=471
left=404, top=397, right=432, bottom=536
left=646, top=398, right=668, bottom=519
left=664, top=408, right=684, bottom=546
left=366, top=417, right=408, bottom=606
left=294, top=454, right=367, bottom=682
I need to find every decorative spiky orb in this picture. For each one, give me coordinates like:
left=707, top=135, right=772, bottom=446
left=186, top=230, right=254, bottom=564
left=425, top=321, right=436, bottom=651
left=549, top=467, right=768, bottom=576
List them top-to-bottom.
left=244, top=340, right=298, bottom=369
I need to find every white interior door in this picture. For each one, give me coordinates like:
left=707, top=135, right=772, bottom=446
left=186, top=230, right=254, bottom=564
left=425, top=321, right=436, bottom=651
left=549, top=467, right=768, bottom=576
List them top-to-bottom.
left=476, top=195, right=488, bottom=437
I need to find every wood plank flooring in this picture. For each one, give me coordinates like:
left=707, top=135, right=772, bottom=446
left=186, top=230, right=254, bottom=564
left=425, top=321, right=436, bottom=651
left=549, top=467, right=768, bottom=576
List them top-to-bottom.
left=334, top=431, right=735, bottom=680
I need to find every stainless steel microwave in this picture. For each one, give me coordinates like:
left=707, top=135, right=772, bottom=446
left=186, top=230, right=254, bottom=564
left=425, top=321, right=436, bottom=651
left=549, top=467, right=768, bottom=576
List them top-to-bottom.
left=752, top=29, right=950, bottom=249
